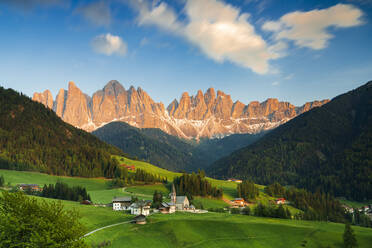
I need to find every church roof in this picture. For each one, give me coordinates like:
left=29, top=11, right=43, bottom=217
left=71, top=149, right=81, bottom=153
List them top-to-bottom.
left=176, top=196, right=188, bottom=204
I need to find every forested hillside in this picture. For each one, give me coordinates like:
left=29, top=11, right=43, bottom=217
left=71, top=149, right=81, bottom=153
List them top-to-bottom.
left=208, top=81, right=372, bottom=201
left=0, top=87, right=124, bottom=177
left=93, top=122, right=263, bottom=172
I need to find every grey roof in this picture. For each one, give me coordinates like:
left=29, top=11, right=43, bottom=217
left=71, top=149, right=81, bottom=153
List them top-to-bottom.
left=19, top=184, right=39, bottom=187
left=112, top=196, right=132, bottom=202
left=176, top=196, right=188, bottom=204
left=161, top=202, right=169, bottom=208
left=133, top=214, right=146, bottom=221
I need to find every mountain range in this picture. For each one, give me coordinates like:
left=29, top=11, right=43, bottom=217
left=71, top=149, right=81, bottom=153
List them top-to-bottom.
left=33, top=81, right=329, bottom=139
left=208, top=81, right=372, bottom=201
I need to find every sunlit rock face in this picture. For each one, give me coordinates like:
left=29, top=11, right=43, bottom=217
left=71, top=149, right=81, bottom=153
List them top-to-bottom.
left=33, top=81, right=329, bottom=139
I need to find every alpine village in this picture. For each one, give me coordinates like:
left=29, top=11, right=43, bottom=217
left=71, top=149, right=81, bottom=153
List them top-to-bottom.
left=1, top=1, right=372, bottom=247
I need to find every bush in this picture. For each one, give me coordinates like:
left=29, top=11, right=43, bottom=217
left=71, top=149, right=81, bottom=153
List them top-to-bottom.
left=0, top=191, right=88, bottom=247
left=242, top=206, right=251, bottom=215
left=231, top=208, right=241, bottom=214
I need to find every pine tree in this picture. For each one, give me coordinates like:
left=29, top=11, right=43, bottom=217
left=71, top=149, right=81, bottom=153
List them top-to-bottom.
left=343, top=223, right=357, bottom=248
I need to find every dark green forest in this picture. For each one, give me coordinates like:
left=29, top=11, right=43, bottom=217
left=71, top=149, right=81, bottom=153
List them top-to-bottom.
left=208, top=81, right=372, bottom=201
left=0, top=87, right=124, bottom=178
left=93, top=121, right=262, bottom=172
left=173, top=171, right=223, bottom=199
left=41, top=181, right=91, bottom=202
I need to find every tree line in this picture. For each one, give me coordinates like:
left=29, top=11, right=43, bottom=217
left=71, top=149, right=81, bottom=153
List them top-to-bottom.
left=110, top=168, right=167, bottom=187
left=173, top=171, right=223, bottom=199
left=237, top=180, right=259, bottom=201
left=41, top=181, right=91, bottom=202
left=265, top=182, right=346, bottom=223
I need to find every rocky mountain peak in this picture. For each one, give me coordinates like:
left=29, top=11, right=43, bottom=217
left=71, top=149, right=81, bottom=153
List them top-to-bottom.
left=33, top=81, right=329, bottom=139
left=33, top=90, right=53, bottom=109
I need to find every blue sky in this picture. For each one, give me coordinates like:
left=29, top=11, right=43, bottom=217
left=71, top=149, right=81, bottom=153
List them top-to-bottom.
left=0, top=0, right=371, bottom=106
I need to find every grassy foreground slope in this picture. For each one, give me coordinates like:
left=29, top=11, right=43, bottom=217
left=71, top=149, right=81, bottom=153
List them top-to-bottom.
left=85, top=212, right=372, bottom=248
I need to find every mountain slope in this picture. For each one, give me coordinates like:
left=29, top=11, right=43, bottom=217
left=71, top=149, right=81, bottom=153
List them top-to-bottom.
left=33, top=81, right=329, bottom=139
left=208, top=81, right=372, bottom=201
left=0, top=86, right=124, bottom=177
left=93, top=122, right=263, bottom=172
left=93, top=122, right=200, bottom=171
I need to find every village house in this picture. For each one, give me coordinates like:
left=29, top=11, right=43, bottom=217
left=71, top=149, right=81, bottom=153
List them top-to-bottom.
left=121, top=164, right=135, bottom=171
left=227, top=179, right=242, bottom=183
left=18, top=184, right=41, bottom=192
left=112, top=196, right=132, bottom=211
left=231, top=198, right=248, bottom=207
left=275, top=198, right=287, bottom=205
left=129, top=200, right=151, bottom=216
left=159, top=202, right=176, bottom=214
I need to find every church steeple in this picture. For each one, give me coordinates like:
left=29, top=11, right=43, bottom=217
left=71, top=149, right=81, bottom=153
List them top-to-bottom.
left=171, top=184, right=176, bottom=204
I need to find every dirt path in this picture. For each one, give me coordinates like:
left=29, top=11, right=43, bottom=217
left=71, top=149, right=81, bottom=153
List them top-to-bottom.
left=122, top=187, right=153, bottom=198
left=222, top=197, right=233, bottom=205
left=83, top=221, right=131, bottom=237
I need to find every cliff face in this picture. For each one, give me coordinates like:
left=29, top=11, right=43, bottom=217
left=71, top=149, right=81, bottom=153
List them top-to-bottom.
left=33, top=81, right=330, bottom=139
left=33, top=90, right=53, bottom=109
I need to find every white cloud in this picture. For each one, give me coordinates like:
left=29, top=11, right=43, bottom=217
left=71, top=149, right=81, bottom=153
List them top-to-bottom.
left=131, top=0, right=279, bottom=74
left=131, top=0, right=182, bottom=33
left=75, top=1, right=111, bottom=27
left=129, top=1, right=364, bottom=74
left=263, top=4, right=364, bottom=50
left=91, top=33, right=127, bottom=56
left=284, top=73, right=294, bottom=80
left=272, top=81, right=279, bottom=86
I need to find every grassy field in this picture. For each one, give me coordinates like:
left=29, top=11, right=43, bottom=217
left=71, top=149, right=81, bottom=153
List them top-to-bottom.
left=115, top=156, right=182, bottom=181
left=0, top=167, right=286, bottom=210
left=0, top=169, right=108, bottom=191
left=2, top=171, right=372, bottom=247
left=84, top=212, right=372, bottom=248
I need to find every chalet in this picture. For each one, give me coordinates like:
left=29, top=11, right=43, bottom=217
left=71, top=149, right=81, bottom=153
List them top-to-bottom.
left=121, top=164, right=135, bottom=171
left=227, top=179, right=242, bottom=183
left=18, top=184, right=41, bottom=192
left=170, top=184, right=189, bottom=210
left=112, top=197, right=132, bottom=211
left=231, top=198, right=247, bottom=207
left=275, top=198, right=287, bottom=205
left=129, top=201, right=151, bottom=216
left=159, top=202, right=176, bottom=214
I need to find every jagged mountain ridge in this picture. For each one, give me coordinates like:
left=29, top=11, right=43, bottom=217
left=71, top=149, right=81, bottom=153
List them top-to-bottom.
left=33, top=80, right=329, bottom=139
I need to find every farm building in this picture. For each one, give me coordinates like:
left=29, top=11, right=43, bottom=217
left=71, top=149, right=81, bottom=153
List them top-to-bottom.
left=121, top=164, right=135, bottom=171
left=18, top=184, right=41, bottom=192
left=112, top=197, right=132, bottom=211
left=231, top=198, right=248, bottom=207
left=275, top=198, right=287, bottom=204
left=129, top=200, right=151, bottom=216
left=159, top=202, right=176, bottom=214
left=133, top=214, right=146, bottom=224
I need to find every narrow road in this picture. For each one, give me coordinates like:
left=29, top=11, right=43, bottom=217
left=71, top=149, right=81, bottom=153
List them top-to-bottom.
left=83, top=221, right=131, bottom=237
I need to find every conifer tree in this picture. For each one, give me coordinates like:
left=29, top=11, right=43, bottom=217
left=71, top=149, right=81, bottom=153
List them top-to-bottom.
left=343, top=223, right=357, bottom=248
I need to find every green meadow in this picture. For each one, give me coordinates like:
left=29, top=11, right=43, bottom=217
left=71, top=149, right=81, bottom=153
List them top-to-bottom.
left=1, top=168, right=372, bottom=247
left=84, top=212, right=372, bottom=248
